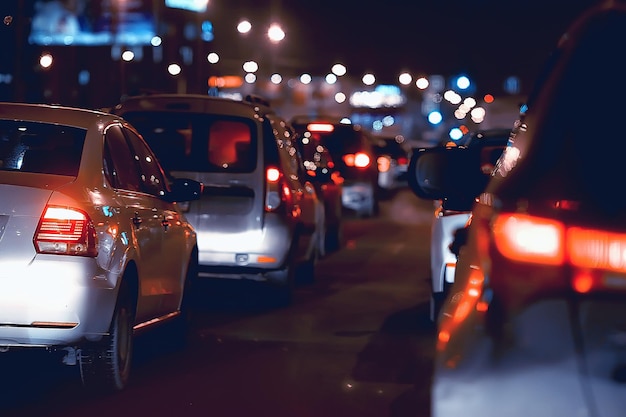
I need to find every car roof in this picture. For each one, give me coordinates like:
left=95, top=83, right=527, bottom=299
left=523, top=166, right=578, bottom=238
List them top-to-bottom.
left=113, top=94, right=275, bottom=119
left=0, top=102, right=123, bottom=129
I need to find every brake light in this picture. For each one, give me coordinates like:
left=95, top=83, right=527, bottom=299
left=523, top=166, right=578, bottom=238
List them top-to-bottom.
left=306, top=123, right=334, bottom=133
left=343, top=152, right=370, bottom=168
left=377, top=156, right=390, bottom=173
left=397, top=156, right=409, bottom=166
left=265, top=167, right=290, bottom=212
left=266, top=167, right=280, bottom=183
left=34, top=206, right=98, bottom=257
left=493, top=213, right=565, bottom=265
left=494, top=213, right=626, bottom=275
left=568, top=227, right=626, bottom=272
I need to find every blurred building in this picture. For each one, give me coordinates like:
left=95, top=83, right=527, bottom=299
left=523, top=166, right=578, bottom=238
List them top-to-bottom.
left=1, top=0, right=523, bottom=146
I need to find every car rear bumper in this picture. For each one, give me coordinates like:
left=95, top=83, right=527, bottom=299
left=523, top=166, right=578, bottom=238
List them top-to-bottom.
left=342, top=181, right=375, bottom=213
left=196, top=214, right=293, bottom=270
left=0, top=255, right=117, bottom=348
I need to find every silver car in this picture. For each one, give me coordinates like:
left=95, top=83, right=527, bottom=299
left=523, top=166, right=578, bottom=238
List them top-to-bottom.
left=112, top=94, right=324, bottom=304
left=0, top=102, right=202, bottom=391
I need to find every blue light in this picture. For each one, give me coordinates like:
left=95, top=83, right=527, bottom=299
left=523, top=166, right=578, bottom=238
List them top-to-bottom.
left=202, top=21, right=214, bottom=42
left=456, top=75, right=471, bottom=90
left=520, top=103, right=528, bottom=114
left=428, top=111, right=443, bottom=125
left=449, top=127, right=463, bottom=140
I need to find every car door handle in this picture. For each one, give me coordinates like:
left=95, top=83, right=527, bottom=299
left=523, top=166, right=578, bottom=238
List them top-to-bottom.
left=132, top=211, right=142, bottom=228
left=161, top=214, right=171, bottom=231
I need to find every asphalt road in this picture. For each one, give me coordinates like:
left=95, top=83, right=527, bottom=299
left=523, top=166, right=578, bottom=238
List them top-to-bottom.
left=0, top=188, right=436, bottom=417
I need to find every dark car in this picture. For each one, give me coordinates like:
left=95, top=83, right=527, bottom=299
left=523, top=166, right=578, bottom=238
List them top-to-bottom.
left=409, top=2, right=626, bottom=415
left=291, top=117, right=380, bottom=218
left=372, top=135, right=411, bottom=198
left=295, top=136, right=344, bottom=253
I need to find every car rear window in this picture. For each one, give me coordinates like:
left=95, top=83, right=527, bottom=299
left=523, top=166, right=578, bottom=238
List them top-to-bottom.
left=121, top=111, right=257, bottom=173
left=0, top=120, right=85, bottom=176
left=306, top=127, right=368, bottom=159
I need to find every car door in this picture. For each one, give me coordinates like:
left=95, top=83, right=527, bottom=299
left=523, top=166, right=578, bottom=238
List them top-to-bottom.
left=103, top=125, right=170, bottom=321
left=122, top=126, right=188, bottom=314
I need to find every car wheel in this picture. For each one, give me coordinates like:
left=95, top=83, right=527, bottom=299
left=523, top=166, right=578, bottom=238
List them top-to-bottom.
left=317, top=218, right=327, bottom=259
left=324, top=222, right=343, bottom=253
left=265, top=240, right=297, bottom=306
left=298, top=240, right=318, bottom=285
left=168, top=250, right=198, bottom=347
left=268, top=262, right=296, bottom=306
left=79, top=278, right=134, bottom=392
left=430, top=291, right=446, bottom=323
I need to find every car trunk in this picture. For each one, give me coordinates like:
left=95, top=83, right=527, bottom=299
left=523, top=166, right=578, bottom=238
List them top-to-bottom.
left=0, top=180, right=62, bottom=266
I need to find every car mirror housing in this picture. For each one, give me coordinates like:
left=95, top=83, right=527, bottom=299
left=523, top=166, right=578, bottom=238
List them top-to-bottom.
left=408, top=146, right=488, bottom=202
left=165, top=178, right=203, bottom=202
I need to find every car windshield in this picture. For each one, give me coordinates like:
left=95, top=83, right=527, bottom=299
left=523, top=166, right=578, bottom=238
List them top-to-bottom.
left=121, top=111, right=258, bottom=173
left=0, top=120, right=85, bottom=176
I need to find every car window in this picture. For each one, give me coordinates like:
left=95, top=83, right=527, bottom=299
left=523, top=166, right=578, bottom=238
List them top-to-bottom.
left=120, top=111, right=257, bottom=173
left=269, top=114, right=301, bottom=178
left=0, top=120, right=85, bottom=176
left=208, top=120, right=254, bottom=170
left=103, top=125, right=142, bottom=192
left=123, top=127, right=169, bottom=198
left=308, top=127, right=369, bottom=160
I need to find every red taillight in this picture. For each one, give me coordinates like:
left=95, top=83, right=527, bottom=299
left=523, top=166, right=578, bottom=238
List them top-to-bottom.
left=306, top=123, right=334, bottom=133
left=343, top=152, right=370, bottom=168
left=377, top=156, right=390, bottom=173
left=397, top=156, right=409, bottom=166
left=265, top=167, right=290, bottom=212
left=266, top=167, right=280, bottom=183
left=34, top=206, right=98, bottom=257
left=493, top=213, right=565, bottom=265
left=494, top=213, right=626, bottom=279
left=568, top=227, right=626, bottom=272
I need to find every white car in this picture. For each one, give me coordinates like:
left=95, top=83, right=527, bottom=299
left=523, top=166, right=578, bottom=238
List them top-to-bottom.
left=0, top=102, right=202, bottom=391
left=418, top=128, right=511, bottom=322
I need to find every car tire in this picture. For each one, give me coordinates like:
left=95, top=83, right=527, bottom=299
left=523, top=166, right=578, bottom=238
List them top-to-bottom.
left=325, top=222, right=343, bottom=253
left=298, top=238, right=319, bottom=285
left=265, top=241, right=297, bottom=307
left=168, top=250, right=198, bottom=347
left=269, top=263, right=296, bottom=306
left=79, top=278, right=134, bottom=392
left=430, top=291, right=446, bottom=323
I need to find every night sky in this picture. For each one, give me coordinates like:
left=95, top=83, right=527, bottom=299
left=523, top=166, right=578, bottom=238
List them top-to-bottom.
left=210, top=0, right=602, bottom=95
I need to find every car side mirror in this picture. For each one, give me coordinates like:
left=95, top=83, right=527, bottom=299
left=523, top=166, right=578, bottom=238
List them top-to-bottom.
left=408, top=146, right=487, bottom=201
left=165, top=177, right=203, bottom=202
left=449, top=225, right=469, bottom=258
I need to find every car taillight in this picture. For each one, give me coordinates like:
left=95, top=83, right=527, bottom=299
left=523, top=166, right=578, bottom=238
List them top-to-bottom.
left=306, top=123, right=334, bottom=133
left=343, top=152, right=370, bottom=168
left=377, top=156, right=391, bottom=173
left=397, top=156, right=409, bottom=166
left=265, top=167, right=290, bottom=212
left=34, top=206, right=98, bottom=257
left=493, top=213, right=565, bottom=265
left=494, top=213, right=626, bottom=289
left=568, top=227, right=626, bottom=272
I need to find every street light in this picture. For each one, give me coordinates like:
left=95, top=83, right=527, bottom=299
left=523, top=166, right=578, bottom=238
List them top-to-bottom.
left=237, top=20, right=252, bottom=34
left=267, top=23, right=285, bottom=43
